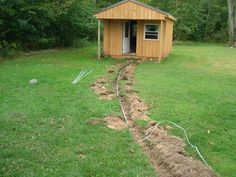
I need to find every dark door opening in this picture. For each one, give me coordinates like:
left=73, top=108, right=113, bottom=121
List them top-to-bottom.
left=130, top=20, right=137, bottom=53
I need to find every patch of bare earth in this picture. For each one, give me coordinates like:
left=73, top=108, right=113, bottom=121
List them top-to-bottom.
left=91, top=62, right=217, bottom=176
left=118, top=62, right=217, bottom=177
left=91, top=64, right=125, bottom=100
left=91, top=77, right=116, bottom=100
left=104, top=116, right=127, bottom=130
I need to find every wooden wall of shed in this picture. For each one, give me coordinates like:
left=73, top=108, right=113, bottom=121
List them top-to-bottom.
left=96, top=1, right=166, bottom=20
left=103, top=19, right=173, bottom=59
left=162, top=19, right=173, bottom=58
left=103, top=20, right=122, bottom=56
left=136, top=20, right=160, bottom=58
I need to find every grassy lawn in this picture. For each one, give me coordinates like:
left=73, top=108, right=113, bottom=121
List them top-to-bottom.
left=1, top=43, right=235, bottom=177
left=134, top=43, right=236, bottom=177
left=0, top=47, right=156, bottom=177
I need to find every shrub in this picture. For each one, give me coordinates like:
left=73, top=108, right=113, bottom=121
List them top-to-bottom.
left=38, top=37, right=57, bottom=49
left=73, top=38, right=91, bottom=48
left=0, top=41, right=20, bottom=58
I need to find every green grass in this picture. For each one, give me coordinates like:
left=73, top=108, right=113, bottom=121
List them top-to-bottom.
left=1, top=43, right=235, bottom=177
left=134, top=43, right=236, bottom=177
left=0, top=47, right=156, bottom=177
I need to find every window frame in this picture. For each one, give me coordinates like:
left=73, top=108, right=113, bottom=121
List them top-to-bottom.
left=144, top=23, right=159, bottom=41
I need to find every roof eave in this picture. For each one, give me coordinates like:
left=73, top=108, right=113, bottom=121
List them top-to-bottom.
left=94, top=0, right=176, bottom=22
left=166, top=15, right=176, bottom=22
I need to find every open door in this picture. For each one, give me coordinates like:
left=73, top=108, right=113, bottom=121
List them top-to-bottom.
left=123, top=21, right=130, bottom=54
left=130, top=21, right=137, bottom=53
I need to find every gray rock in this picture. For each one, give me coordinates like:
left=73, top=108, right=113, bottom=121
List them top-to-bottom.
left=29, top=79, right=38, bottom=85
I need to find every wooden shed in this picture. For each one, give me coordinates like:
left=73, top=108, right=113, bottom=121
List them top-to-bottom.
left=94, top=0, right=176, bottom=60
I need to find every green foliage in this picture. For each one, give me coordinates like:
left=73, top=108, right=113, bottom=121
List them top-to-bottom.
left=0, top=0, right=231, bottom=55
left=0, top=0, right=97, bottom=52
left=148, top=0, right=228, bottom=42
left=73, top=38, right=92, bottom=48
left=0, top=40, right=20, bottom=58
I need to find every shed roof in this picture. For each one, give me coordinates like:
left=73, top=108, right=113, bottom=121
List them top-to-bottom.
left=95, top=0, right=176, bottom=21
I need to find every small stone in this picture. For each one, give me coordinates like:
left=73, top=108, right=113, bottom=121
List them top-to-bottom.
left=29, top=79, right=38, bottom=85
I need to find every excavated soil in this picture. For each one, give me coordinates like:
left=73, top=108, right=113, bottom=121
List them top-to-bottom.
left=90, top=62, right=127, bottom=100
left=91, top=62, right=217, bottom=177
left=118, top=62, right=217, bottom=177
left=119, top=63, right=150, bottom=120
left=91, top=77, right=116, bottom=100
left=121, top=95, right=150, bottom=120
left=104, top=116, right=127, bottom=130
left=140, top=123, right=217, bottom=177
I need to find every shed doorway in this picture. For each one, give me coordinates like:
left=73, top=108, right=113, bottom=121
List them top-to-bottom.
left=122, top=20, right=137, bottom=54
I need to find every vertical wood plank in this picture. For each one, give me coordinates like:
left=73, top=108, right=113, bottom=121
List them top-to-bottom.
left=98, top=20, right=101, bottom=59
left=159, top=20, right=163, bottom=61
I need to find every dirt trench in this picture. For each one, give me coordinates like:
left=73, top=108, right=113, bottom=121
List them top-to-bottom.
left=92, top=61, right=217, bottom=177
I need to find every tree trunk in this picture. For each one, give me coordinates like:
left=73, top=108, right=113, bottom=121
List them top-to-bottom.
left=227, top=0, right=235, bottom=46
left=234, top=0, right=236, bottom=46
left=204, top=1, right=211, bottom=40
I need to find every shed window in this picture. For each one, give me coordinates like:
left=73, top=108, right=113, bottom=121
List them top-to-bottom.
left=144, top=24, right=159, bottom=40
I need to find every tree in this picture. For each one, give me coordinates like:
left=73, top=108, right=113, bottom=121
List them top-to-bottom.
left=0, top=0, right=232, bottom=56
left=227, top=0, right=236, bottom=46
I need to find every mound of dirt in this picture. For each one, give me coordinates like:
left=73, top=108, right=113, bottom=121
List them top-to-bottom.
left=91, top=61, right=217, bottom=177
left=117, top=62, right=217, bottom=177
left=119, top=63, right=150, bottom=120
left=120, top=63, right=136, bottom=81
left=91, top=78, right=116, bottom=100
left=121, top=95, right=150, bottom=120
left=104, top=116, right=127, bottom=130
left=143, top=124, right=217, bottom=177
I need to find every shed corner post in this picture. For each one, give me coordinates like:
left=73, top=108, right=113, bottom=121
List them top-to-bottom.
left=97, top=19, right=101, bottom=59
left=158, top=20, right=164, bottom=62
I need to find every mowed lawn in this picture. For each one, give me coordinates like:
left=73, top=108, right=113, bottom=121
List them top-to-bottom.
left=134, top=43, right=236, bottom=177
left=0, top=47, right=156, bottom=177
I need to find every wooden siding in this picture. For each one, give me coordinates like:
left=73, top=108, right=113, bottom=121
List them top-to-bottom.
left=96, top=1, right=166, bottom=20
left=102, top=19, right=173, bottom=59
left=162, top=19, right=173, bottom=58
left=103, top=20, right=122, bottom=56
left=136, top=20, right=160, bottom=58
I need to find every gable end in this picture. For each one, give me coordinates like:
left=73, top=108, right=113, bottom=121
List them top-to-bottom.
left=95, top=0, right=176, bottom=21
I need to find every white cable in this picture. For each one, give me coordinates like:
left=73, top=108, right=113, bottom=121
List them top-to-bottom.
left=115, top=62, right=212, bottom=170
left=116, top=65, right=129, bottom=124
left=72, top=69, right=92, bottom=85
left=75, top=70, right=93, bottom=83
left=140, top=120, right=212, bottom=169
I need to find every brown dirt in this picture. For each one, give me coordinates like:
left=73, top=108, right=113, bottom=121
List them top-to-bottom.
left=90, top=61, right=217, bottom=176
left=117, top=62, right=217, bottom=177
left=119, top=63, right=150, bottom=121
left=120, top=63, right=136, bottom=81
left=91, top=77, right=116, bottom=100
left=121, top=95, right=150, bottom=120
left=104, top=116, right=127, bottom=130
left=141, top=123, right=217, bottom=177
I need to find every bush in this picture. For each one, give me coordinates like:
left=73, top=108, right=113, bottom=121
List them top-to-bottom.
left=38, top=37, right=57, bottom=49
left=73, top=38, right=91, bottom=48
left=0, top=41, right=20, bottom=58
